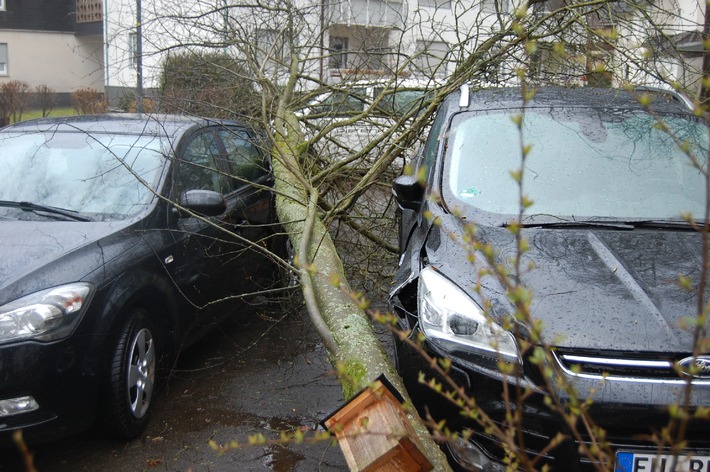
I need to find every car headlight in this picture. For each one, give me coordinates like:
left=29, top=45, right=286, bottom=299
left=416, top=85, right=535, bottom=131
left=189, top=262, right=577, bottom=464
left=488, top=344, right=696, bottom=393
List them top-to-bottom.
left=418, top=267, right=519, bottom=364
left=0, top=283, right=93, bottom=346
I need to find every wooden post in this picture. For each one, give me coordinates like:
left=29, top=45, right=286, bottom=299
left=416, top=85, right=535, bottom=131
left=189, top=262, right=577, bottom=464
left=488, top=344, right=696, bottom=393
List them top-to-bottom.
left=323, top=375, right=433, bottom=472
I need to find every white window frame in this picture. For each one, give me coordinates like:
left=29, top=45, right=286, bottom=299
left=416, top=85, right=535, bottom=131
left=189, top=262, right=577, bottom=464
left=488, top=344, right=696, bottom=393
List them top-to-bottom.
left=0, top=0, right=6, bottom=12
left=128, top=33, right=138, bottom=68
left=0, top=43, right=8, bottom=76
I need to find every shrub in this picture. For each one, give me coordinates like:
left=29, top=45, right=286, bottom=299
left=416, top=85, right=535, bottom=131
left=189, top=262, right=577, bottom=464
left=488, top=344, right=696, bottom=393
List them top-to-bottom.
left=158, top=51, right=260, bottom=121
left=1, top=80, right=31, bottom=124
left=35, top=85, right=58, bottom=117
left=72, top=87, right=108, bottom=114
left=121, top=96, right=158, bottom=113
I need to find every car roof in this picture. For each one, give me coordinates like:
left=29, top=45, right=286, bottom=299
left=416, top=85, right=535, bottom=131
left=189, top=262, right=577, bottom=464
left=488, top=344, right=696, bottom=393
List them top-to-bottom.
left=328, top=77, right=442, bottom=90
left=448, top=85, right=694, bottom=114
left=2, top=113, right=249, bottom=140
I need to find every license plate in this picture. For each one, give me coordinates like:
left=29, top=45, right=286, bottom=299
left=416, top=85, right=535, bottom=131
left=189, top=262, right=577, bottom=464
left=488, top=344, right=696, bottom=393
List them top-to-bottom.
left=615, top=451, right=710, bottom=472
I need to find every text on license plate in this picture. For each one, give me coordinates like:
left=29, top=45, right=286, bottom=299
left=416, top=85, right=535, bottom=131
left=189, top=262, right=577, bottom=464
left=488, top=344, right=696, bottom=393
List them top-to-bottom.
left=616, top=451, right=710, bottom=472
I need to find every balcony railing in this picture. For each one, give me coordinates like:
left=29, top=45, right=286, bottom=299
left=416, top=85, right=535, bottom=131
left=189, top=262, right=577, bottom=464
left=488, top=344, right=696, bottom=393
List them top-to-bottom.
left=76, top=0, right=103, bottom=23
left=326, top=0, right=405, bottom=28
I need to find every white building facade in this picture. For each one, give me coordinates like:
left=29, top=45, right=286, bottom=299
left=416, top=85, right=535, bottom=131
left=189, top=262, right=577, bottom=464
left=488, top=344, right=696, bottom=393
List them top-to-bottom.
left=4, top=0, right=702, bottom=107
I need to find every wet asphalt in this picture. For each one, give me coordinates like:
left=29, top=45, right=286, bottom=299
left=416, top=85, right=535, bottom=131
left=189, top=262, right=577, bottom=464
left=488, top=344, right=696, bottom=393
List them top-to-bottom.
left=2, top=299, right=351, bottom=471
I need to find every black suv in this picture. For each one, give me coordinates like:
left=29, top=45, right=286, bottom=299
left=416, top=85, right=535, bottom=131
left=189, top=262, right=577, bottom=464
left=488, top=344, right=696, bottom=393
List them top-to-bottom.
left=390, top=86, right=710, bottom=471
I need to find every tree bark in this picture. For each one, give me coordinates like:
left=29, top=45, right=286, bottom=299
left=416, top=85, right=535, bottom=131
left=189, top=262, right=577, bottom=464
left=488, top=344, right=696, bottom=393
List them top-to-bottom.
left=271, top=111, right=452, bottom=471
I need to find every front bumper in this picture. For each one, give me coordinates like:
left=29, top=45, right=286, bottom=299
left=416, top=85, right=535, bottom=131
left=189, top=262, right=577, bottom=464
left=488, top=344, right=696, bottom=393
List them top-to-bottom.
left=394, top=330, right=710, bottom=471
left=0, top=332, right=104, bottom=443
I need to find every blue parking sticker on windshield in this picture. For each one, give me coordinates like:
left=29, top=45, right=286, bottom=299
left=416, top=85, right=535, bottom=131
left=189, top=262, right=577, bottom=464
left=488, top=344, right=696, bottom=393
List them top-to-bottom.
left=460, top=187, right=480, bottom=198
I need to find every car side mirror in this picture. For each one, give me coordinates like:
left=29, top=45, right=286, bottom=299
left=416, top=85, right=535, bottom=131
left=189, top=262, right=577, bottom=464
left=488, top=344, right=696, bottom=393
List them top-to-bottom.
left=392, top=174, right=424, bottom=212
left=175, top=189, right=227, bottom=217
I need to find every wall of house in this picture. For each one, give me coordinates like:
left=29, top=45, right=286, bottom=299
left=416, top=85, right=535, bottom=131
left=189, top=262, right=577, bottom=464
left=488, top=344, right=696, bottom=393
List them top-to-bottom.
left=104, top=0, right=215, bottom=92
left=104, top=0, right=155, bottom=91
left=677, top=0, right=705, bottom=30
left=0, top=30, right=104, bottom=95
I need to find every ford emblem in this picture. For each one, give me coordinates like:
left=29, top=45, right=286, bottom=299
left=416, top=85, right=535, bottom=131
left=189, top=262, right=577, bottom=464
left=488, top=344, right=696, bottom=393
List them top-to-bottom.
left=678, top=355, right=710, bottom=378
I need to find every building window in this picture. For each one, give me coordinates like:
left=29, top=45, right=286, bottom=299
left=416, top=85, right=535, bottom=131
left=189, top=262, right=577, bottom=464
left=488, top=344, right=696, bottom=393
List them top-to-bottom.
left=0, top=0, right=5, bottom=12
left=356, top=28, right=391, bottom=71
left=256, top=29, right=288, bottom=65
left=128, top=32, right=138, bottom=68
left=128, top=33, right=138, bottom=68
left=329, top=36, right=349, bottom=69
left=415, top=40, right=449, bottom=75
left=0, top=43, right=8, bottom=76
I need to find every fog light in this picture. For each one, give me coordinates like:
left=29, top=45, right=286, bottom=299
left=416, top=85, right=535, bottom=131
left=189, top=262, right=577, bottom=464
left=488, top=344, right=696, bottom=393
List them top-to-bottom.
left=0, top=396, right=39, bottom=417
left=448, top=437, right=509, bottom=472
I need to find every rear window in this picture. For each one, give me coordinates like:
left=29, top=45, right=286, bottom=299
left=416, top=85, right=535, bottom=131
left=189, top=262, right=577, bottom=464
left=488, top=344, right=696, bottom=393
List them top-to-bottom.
left=309, top=87, right=428, bottom=118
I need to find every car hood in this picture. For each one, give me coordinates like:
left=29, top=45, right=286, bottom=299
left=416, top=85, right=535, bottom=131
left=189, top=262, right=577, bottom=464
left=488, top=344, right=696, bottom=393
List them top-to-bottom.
left=427, top=216, right=706, bottom=353
left=0, top=220, right=137, bottom=299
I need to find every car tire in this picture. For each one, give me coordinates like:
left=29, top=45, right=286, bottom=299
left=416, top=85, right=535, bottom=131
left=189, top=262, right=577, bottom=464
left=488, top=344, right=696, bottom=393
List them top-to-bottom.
left=100, top=309, right=157, bottom=439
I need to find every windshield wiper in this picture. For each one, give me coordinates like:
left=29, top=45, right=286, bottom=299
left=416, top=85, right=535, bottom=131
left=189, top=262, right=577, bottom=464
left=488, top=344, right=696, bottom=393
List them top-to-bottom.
left=0, top=200, right=92, bottom=222
left=506, top=218, right=703, bottom=231
left=508, top=220, right=634, bottom=230
left=626, top=220, right=700, bottom=231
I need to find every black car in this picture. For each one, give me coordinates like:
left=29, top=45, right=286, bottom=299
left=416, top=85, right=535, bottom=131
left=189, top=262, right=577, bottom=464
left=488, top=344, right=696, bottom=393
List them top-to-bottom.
left=390, top=86, right=710, bottom=471
left=0, top=114, right=282, bottom=442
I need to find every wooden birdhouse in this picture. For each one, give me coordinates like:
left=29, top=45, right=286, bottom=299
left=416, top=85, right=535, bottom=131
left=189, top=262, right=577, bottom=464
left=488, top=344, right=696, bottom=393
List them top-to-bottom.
left=322, top=375, right=432, bottom=472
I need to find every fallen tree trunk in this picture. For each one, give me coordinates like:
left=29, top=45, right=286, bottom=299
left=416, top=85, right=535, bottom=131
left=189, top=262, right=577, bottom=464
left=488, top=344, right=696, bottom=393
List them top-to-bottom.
left=271, top=110, right=452, bottom=471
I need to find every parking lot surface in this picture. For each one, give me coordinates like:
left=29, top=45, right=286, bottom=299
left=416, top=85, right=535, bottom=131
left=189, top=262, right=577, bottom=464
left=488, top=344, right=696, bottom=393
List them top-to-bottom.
left=2, top=300, right=349, bottom=471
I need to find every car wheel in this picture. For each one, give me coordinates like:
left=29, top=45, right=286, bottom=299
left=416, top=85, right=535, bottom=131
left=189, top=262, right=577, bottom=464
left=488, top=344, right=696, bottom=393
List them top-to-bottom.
left=100, top=309, right=157, bottom=439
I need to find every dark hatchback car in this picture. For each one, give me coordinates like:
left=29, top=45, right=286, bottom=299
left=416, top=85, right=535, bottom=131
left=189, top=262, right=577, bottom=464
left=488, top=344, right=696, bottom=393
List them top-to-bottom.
left=390, top=86, right=710, bottom=470
left=0, top=114, right=282, bottom=442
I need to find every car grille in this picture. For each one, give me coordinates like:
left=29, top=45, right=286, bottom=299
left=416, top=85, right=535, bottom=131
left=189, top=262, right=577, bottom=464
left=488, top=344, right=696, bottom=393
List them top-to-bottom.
left=553, top=349, right=710, bottom=383
left=462, top=350, right=710, bottom=470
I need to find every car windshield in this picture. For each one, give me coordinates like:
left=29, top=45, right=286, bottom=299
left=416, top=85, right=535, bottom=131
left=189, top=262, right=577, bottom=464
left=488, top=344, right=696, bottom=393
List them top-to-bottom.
left=444, top=107, right=709, bottom=223
left=0, top=130, right=167, bottom=221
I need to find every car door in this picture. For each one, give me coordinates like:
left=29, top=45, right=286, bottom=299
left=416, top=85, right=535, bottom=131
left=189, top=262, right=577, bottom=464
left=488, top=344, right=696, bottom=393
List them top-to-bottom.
left=397, top=104, right=449, bottom=254
left=216, top=126, right=276, bottom=293
left=169, top=127, right=237, bottom=326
